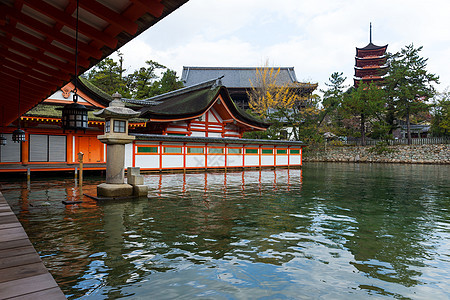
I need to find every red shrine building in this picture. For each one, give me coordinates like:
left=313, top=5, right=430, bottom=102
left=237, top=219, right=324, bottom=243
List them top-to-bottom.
left=354, top=25, right=388, bottom=87
left=0, top=78, right=305, bottom=173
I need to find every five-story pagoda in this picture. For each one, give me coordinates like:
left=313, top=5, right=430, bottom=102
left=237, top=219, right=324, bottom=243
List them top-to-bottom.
left=354, top=24, right=388, bottom=87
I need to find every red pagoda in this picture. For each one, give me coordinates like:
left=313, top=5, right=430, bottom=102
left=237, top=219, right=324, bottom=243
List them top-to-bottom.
left=354, top=24, right=388, bottom=87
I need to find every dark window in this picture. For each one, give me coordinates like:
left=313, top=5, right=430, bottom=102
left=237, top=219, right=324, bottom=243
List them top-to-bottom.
left=113, top=120, right=126, bottom=133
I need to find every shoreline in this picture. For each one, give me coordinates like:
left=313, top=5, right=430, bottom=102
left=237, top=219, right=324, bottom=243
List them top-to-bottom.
left=303, top=144, right=450, bottom=165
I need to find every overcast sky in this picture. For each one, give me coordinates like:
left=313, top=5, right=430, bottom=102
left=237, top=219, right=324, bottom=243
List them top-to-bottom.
left=112, top=0, right=450, bottom=94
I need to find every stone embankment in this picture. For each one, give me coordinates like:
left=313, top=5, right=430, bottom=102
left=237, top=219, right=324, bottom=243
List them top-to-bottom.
left=304, top=144, right=450, bottom=164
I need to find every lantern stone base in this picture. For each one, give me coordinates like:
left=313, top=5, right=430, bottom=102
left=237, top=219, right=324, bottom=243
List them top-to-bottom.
left=97, top=183, right=133, bottom=198
left=133, top=185, right=149, bottom=197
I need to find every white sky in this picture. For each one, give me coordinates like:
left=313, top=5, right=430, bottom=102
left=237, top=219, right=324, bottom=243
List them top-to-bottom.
left=112, top=0, right=450, bottom=94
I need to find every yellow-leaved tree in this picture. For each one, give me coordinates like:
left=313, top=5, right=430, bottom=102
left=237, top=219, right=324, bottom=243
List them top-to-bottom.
left=246, top=62, right=320, bottom=142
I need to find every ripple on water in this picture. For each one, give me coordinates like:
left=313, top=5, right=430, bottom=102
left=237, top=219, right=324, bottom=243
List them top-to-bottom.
left=1, top=165, right=449, bottom=299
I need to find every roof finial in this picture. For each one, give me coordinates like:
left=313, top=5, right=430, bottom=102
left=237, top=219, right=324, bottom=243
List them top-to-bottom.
left=370, top=22, right=372, bottom=43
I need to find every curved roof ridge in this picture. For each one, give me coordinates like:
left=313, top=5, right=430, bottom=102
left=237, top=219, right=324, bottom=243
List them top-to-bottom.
left=356, top=42, right=388, bottom=51
left=124, top=77, right=223, bottom=105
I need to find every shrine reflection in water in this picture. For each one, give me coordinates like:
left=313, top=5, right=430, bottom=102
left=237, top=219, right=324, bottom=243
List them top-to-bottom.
left=2, top=163, right=449, bottom=299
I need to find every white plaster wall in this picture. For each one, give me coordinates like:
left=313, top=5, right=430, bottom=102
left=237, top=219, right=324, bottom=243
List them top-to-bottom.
left=191, top=131, right=205, bottom=137
left=208, top=132, right=222, bottom=138
left=124, top=143, right=133, bottom=168
left=135, top=155, right=159, bottom=169
left=162, top=155, right=183, bottom=168
left=186, top=155, right=205, bottom=168
left=207, top=155, right=225, bottom=167
left=227, top=155, right=243, bottom=167
left=289, top=155, right=301, bottom=165
left=244, top=156, right=259, bottom=166
left=261, top=156, right=275, bottom=166
left=276, top=156, right=289, bottom=165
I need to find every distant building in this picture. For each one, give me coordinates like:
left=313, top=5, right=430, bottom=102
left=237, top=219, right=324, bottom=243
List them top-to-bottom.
left=354, top=24, right=388, bottom=87
left=181, top=66, right=317, bottom=109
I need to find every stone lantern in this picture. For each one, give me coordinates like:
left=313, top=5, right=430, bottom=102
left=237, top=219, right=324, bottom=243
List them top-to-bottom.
left=94, top=92, right=140, bottom=197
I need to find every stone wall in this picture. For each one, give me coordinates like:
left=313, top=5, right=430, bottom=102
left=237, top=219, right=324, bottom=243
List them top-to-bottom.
left=304, top=144, right=450, bottom=164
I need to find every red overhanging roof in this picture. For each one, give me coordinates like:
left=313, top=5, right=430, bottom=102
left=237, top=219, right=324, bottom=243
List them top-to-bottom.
left=0, top=0, right=188, bottom=127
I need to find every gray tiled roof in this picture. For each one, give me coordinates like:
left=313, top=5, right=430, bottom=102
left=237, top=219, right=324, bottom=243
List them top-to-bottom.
left=181, top=67, right=299, bottom=88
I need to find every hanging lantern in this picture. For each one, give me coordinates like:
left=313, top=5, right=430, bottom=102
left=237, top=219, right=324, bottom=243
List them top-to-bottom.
left=60, top=0, right=88, bottom=133
left=12, top=80, right=26, bottom=143
left=61, top=93, right=89, bottom=132
left=0, top=107, right=6, bottom=146
left=12, top=128, right=26, bottom=143
left=0, top=134, right=7, bottom=146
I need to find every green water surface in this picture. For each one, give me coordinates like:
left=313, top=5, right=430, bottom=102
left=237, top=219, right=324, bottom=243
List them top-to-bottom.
left=1, top=163, right=449, bottom=299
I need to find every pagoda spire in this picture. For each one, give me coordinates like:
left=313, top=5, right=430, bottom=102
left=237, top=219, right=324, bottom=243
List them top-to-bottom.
left=370, top=22, right=372, bottom=43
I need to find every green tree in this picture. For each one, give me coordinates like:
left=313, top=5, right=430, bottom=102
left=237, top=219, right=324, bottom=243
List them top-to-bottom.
left=384, top=44, right=439, bottom=144
left=85, top=53, right=183, bottom=99
left=85, top=54, right=130, bottom=97
left=127, top=60, right=166, bottom=99
left=149, top=69, right=184, bottom=97
left=320, top=72, right=347, bottom=125
left=341, top=82, right=385, bottom=145
left=431, top=89, right=450, bottom=136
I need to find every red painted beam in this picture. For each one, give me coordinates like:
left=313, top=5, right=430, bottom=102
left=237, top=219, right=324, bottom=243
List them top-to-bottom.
left=22, top=0, right=118, bottom=49
left=78, top=0, right=138, bottom=35
left=128, top=0, right=164, bottom=19
left=1, top=4, right=102, bottom=59
left=0, top=24, right=90, bottom=68
left=0, top=36, right=74, bottom=74
left=0, top=48, right=71, bottom=81
left=1, top=59, right=64, bottom=87
left=0, top=68, right=59, bottom=95
left=0, top=74, right=51, bottom=95
left=0, top=83, right=48, bottom=102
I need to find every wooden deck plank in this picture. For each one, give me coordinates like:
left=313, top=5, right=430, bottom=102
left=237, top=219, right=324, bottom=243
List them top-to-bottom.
left=0, top=192, right=65, bottom=299
left=0, top=211, right=15, bottom=217
left=0, top=215, right=20, bottom=225
left=0, top=221, right=22, bottom=230
left=0, top=231, right=28, bottom=243
left=0, top=238, right=32, bottom=251
left=0, top=246, right=37, bottom=259
left=0, top=253, right=43, bottom=269
left=0, top=262, right=48, bottom=283
left=0, top=273, right=64, bottom=299
left=8, top=287, right=66, bottom=300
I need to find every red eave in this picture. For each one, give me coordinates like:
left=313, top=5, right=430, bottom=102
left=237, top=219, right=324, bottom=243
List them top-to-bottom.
left=0, top=0, right=189, bottom=127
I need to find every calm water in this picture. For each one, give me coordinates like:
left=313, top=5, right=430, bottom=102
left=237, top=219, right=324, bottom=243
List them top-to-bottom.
left=1, top=163, right=449, bottom=299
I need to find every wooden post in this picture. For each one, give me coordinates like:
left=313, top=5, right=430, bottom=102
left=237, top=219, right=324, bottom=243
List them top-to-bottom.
left=78, top=152, right=84, bottom=185
left=26, top=168, right=30, bottom=182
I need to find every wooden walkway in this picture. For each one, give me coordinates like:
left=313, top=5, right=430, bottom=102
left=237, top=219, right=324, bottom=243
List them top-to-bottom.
left=0, top=192, right=65, bottom=299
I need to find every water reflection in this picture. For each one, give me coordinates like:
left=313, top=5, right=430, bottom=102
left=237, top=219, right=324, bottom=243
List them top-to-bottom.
left=1, top=164, right=449, bottom=299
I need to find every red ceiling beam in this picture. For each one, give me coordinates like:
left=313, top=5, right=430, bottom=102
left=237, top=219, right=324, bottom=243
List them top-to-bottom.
left=22, top=0, right=118, bottom=49
left=78, top=0, right=138, bottom=35
left=129, top=0, right=164, bottom=18
left=0, top=5, right=102, bottom=59
left=0, top=24, right=90, bottom=68
left=0, top=36, right=74, bottom=74
left=0, top=48, right=70, bottom=81
left=0, top=58, right=64, bottom=87
left=0, top=67, right=59, bottom=94
left=0, top=84, right=47, bottom=104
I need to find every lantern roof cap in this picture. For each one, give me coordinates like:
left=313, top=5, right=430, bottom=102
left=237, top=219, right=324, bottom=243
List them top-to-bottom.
left=94, top=92, right=140, bottom=120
